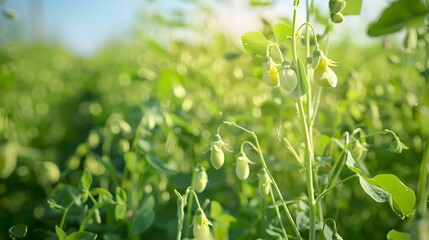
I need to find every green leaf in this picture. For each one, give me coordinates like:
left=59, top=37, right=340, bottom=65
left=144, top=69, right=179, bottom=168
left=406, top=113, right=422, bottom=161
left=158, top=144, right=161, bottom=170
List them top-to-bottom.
left=249, top=0, right=272, bottom=6
left=342, top=0, right=362, bottom=15
left=367, top=0, right=429, bottom=36
left=273, top=22, right=292, bottom=44
left=241, top=31, right=271, bottom=56
left=290, top=58, right=309, bottom=102
left=0, top=142, right=18, bottom=179
left=345, top=150, right=361, bottom=174
left=124, top=151, right=138, bottom=173
left=146, top=155, right=178, bottom=174
left=79, top=169, right=92, bottom=192
left=359, top=174, right=416, bottom=219
left=371, top=174, right=416, bottom=219
left=359, top=176, right=390, bottom=203
left=116, top=187, right=127, bottom=204
left=90, top=188, right=113, bottom=199
left=129, top=195, right=155, bottom=237
left=47, top=199, right=65, bottom=210
left=210, top=200, right=223, bottom=219
left=115, top=204, right=127, bottom=221
left=9, top=224, right=27, bottom=239
left=55, top=226, right=67, bottom=240
left=387, top=229, right=410, bottom=240
left=66, top=231, right=97, bottom=240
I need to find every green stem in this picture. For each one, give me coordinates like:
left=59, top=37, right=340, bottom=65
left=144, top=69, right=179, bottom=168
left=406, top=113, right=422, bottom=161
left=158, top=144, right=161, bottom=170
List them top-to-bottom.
left=291, top=2, right=317, bottom=239
left=310, top=87, right=322, bottom=126
left=297, top=99, right=317, bottom=240
left=327, top=132, right=349, bottom=188
left=283, top=137, right=304, bottom=169
left=417, top=141, right=429, bottom=215
left=184, top=175, right=196, bottom=238
left=315, top=175, right=358, bottom=203
left=269, top=186, right=289, bottom=240
left=191, top=190, right=202, bottom=209
left=79, top=204, right=101, bottom=232
left=60, top=208, right=69, bottom=230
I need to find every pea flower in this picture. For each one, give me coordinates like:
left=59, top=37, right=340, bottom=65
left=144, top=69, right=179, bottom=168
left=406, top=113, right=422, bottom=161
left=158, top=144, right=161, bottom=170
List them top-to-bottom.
left=313, top=49, right=338, bottom=88
left=262, top=56, right=280, bottom=87
left=258, top=168, right=271, bottom=197
left=193, top=208, right=213, bottom=240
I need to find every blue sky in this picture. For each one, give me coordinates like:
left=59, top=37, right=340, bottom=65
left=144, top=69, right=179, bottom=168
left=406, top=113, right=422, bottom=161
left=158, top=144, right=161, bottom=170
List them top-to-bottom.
left=2, top=0, right=388, bottom=56
left=3, top=0, right=162, bottom=55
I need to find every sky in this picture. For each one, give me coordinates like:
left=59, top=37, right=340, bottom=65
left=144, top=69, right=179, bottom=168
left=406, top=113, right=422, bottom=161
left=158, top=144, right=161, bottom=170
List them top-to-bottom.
left=1, top=0, right=389, bottom=56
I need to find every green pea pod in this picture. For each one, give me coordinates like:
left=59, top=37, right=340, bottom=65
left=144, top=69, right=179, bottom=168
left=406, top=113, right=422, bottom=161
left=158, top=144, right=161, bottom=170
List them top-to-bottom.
left=290, top=58, right=309, bottom=102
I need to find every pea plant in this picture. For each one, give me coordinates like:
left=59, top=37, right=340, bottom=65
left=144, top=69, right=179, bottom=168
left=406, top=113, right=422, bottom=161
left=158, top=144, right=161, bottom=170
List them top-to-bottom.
left=176, top=0, right=417, bottom=239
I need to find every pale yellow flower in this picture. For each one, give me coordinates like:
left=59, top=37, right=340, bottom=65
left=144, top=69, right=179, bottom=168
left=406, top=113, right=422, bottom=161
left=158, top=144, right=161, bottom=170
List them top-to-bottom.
left=313, top=51, right=337, bottom=88
left=193, top=208, right=213, bottom=240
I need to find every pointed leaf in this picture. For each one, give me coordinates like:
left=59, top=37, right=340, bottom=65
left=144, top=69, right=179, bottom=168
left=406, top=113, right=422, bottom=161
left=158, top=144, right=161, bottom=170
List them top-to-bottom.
left=368, top=0, right=429, bottom=36
left=273, top=22, right=292, bottom=44
left=241, top=31, right=271, bottom=55
left=345, top=150, right=361, bottom=174
left=146, top=155, right=178, bottom=174
left=79, top=169, right=92, bottom=192
left=371, top=174, right=416, bottom=219
left=359, top=176, right=390, bottom=203
left=116, top=187, right=127, bottom=204
left=90, top=188, right=113, bottom=199
left=129, top=195, right=155, bottom=236
left=115, top=204, right=127, bottom=221
left=55, top=226, right=67, bottom=240
left=387, top=229, right=410, bottom=240
left=66, top=231, right=97, bottom=240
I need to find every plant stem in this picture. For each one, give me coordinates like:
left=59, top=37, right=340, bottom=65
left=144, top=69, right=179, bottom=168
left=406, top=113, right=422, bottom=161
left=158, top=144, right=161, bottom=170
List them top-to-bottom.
left=291, top=2, right=317, bottom=239
left=297, top=99, right=317, bottom=240
left=417, top=141, right=429, bottom=215
left=315, top=175, right=358, bottom=203
left=184, top=176, right=196, bottom=238
left=269, top=186, right=288, bottom=240
left=79, top=204, right=101, bottom=232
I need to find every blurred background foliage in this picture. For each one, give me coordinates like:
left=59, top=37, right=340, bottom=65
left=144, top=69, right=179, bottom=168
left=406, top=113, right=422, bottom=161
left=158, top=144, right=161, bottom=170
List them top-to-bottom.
left=0, top=0, right=428, bottom=239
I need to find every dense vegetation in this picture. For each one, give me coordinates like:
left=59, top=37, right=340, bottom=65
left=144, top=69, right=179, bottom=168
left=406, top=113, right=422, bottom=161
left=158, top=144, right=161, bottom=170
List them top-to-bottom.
left=1, top=0, right=428, bottom=239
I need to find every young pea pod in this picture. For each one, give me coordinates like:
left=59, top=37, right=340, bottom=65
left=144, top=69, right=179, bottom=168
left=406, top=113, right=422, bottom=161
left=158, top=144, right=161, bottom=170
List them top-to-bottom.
left=279, top=67, right=298, bottom=92
left=209, top=133, right=229, bottom=170
left=210, top=142, right=225, bottom=170
left=235, top=153, right=251, bottom=180
left=192, top=165, right=208, bottom=193
left=258, top=168, right=271, bottom=197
